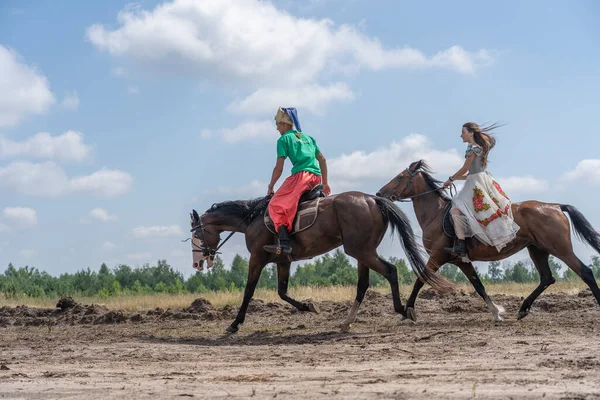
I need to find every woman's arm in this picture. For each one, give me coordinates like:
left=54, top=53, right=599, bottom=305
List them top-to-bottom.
left=443, top=154, right=476, bottom=187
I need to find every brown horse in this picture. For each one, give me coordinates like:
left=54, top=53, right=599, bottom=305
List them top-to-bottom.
left=376, top=160, right=600, bottom=322
left=190, top=191, right=452, bottom=333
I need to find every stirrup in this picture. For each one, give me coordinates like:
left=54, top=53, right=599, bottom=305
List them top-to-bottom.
left=263, top=243, right=292, bottom=255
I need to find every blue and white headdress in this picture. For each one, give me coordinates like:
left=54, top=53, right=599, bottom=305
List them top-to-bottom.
left=274, top=107, right=302, bottom=132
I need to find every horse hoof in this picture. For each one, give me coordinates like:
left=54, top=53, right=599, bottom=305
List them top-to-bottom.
left=308, top=303, right=320, bottom=314
left=406, top=307, right=417, bottom=322
left=517, top=310, right=529, bottom=321
left=493, top=315, right=504, bottom=323
left=226, top=324, right=239, bottom=334
left=339, top=324, right=351, bottom=333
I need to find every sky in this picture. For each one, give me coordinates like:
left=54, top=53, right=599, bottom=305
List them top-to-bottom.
left=1, top=0, right=599, bottom=277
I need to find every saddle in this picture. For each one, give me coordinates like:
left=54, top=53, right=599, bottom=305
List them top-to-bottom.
left=264, top=184, right=325, bottom=235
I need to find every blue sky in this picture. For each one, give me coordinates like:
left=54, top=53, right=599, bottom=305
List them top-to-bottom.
left=1, top=0, right=599, bottom=277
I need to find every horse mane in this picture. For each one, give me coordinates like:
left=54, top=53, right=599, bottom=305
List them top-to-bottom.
left=411, top=160, right=451, bottom=201
left=205, top=196, right=269, bottom=223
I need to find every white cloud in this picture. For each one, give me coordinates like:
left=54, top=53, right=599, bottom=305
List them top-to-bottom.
left=86, top=0, right=492, bottom=95
left=0, top=45, right=55, bottom=127
left=228, top=83, right=355, bottom=115
left=127, top=86, right=140, bottom=95
left=60, top=91, right=79, bottom=110
left=207, top=120, right=275, bottom=144
left=0, top=131, right=93, bottom=162
left=328, top=133, right=463, bottom=183
left=560, top=159, right=600, bottom=183
left=0, top=161, right=133, bottom=197
left=70, top=168, right=133, bottom=197
left=495, top=176, right=549, bottom=194
left=205, top=179, right=267, bottom=197
left=2, top=207, right=37, bottom=229
left=89, top=208, right=117, bottom=222
left=132, top=225, right=183, bottom=238
left=102, top=241, right=117, bottom=250
left=127, top=252, right=153, bottom=261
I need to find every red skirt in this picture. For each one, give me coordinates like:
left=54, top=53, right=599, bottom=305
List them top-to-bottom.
left=268, top=171, right=322, bottom=231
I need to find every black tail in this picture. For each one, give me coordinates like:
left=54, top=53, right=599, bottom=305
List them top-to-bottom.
left=375, top=197, right=454, bottom=293
left=561, top=204, right=600, bottom=253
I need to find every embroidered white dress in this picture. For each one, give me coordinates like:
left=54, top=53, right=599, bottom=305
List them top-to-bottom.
left=451, top=144, right=520, bottom=251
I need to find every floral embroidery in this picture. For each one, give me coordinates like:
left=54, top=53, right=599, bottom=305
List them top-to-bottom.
left=492, top=180, right=509, bottom=200
left=472, top=188, right=491, bottom=212
left=476, top=202, right=511, bottom=227
left=477, top=209, right=503, bottom=227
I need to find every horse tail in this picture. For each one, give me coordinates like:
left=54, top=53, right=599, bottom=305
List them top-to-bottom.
left=375, top=197, right=454, bottom=293
left=560, top=204, right=600, bottom=253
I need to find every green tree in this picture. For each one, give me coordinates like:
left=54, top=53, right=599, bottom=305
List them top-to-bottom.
left=230, top=255, right=248, bottom=289
left=487, top=261, right=503, bottom=282
left=504, top=262, right=533, bottom=283
left=257, top=264, right=278, bottom=289
left=439, top=264, right=468, bottom=283
left=563, top=267, right=578, bottom=281
left=186, top=273, right=207, bottom=293
left=111, top=280, right=122, bottom=296
left=132, top=280, right=144, bottom=294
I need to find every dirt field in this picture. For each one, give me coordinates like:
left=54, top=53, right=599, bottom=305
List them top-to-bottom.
left=1, top=289, right=600, bottom=399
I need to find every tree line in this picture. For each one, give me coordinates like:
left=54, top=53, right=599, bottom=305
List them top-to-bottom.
left=1, top=250, right=599, bottom=299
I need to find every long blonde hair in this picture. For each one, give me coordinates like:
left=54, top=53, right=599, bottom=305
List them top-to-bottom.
left=463, top=122, right=500, bottom=169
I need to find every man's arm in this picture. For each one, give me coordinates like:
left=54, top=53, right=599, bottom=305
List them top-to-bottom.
left=316, top=152, right=331, bottom=196
left=267, top=157, right=285, bottom=195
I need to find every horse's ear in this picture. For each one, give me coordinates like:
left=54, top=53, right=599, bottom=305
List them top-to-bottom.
left=192, top=209, right=200, bottom=222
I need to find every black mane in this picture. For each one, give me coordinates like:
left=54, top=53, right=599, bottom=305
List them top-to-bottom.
left=411, top=160, right=451, bottom=201
left=205, top=196, right=269, bottom=223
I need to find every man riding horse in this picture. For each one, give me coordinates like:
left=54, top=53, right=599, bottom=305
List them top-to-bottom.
left=263, top=107, right=331, bottom=255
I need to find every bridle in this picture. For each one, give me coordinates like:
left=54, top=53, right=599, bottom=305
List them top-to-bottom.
left=389, top=167, right=456, bottom=202
left=188, top=217, right=229, bottom=261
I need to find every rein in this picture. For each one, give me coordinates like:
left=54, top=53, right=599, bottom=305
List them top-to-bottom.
left=391, top=167, right=457, bottom=202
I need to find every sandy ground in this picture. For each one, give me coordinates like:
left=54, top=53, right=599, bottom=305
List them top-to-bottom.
left=1, top=289, right=600, bottom=399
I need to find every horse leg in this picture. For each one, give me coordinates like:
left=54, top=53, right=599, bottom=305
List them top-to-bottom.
left=517, top=246, right=556, bottom=320
left=337, top=252, right=404, bottom=331
left=554, top=252, right=600, bottom=308
left=403, top=255, right=446, bottom=322
left=226, top=257, right=266, bottom=333
left=454, top=261, right=505, bottom=322
left=276, top=262, right=319, bottom=313
left=339, top=262, right=370, bottom=332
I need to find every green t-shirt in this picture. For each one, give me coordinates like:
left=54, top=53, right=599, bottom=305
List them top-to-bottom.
left=276, top=130, right=321, bottom=175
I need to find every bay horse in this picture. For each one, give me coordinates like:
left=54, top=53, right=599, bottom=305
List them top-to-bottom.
left=376, top=160, right=600, bottom=322
left=190, top=191, right=452, bottom=333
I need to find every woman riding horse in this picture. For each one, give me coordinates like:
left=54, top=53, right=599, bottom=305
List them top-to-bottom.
left=264, top=107, right=331, bottom=255
left=442, top=122, right=520, bottom=257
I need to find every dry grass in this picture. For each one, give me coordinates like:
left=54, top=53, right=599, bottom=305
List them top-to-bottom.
left=0, top=281, right=592, bottom=311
